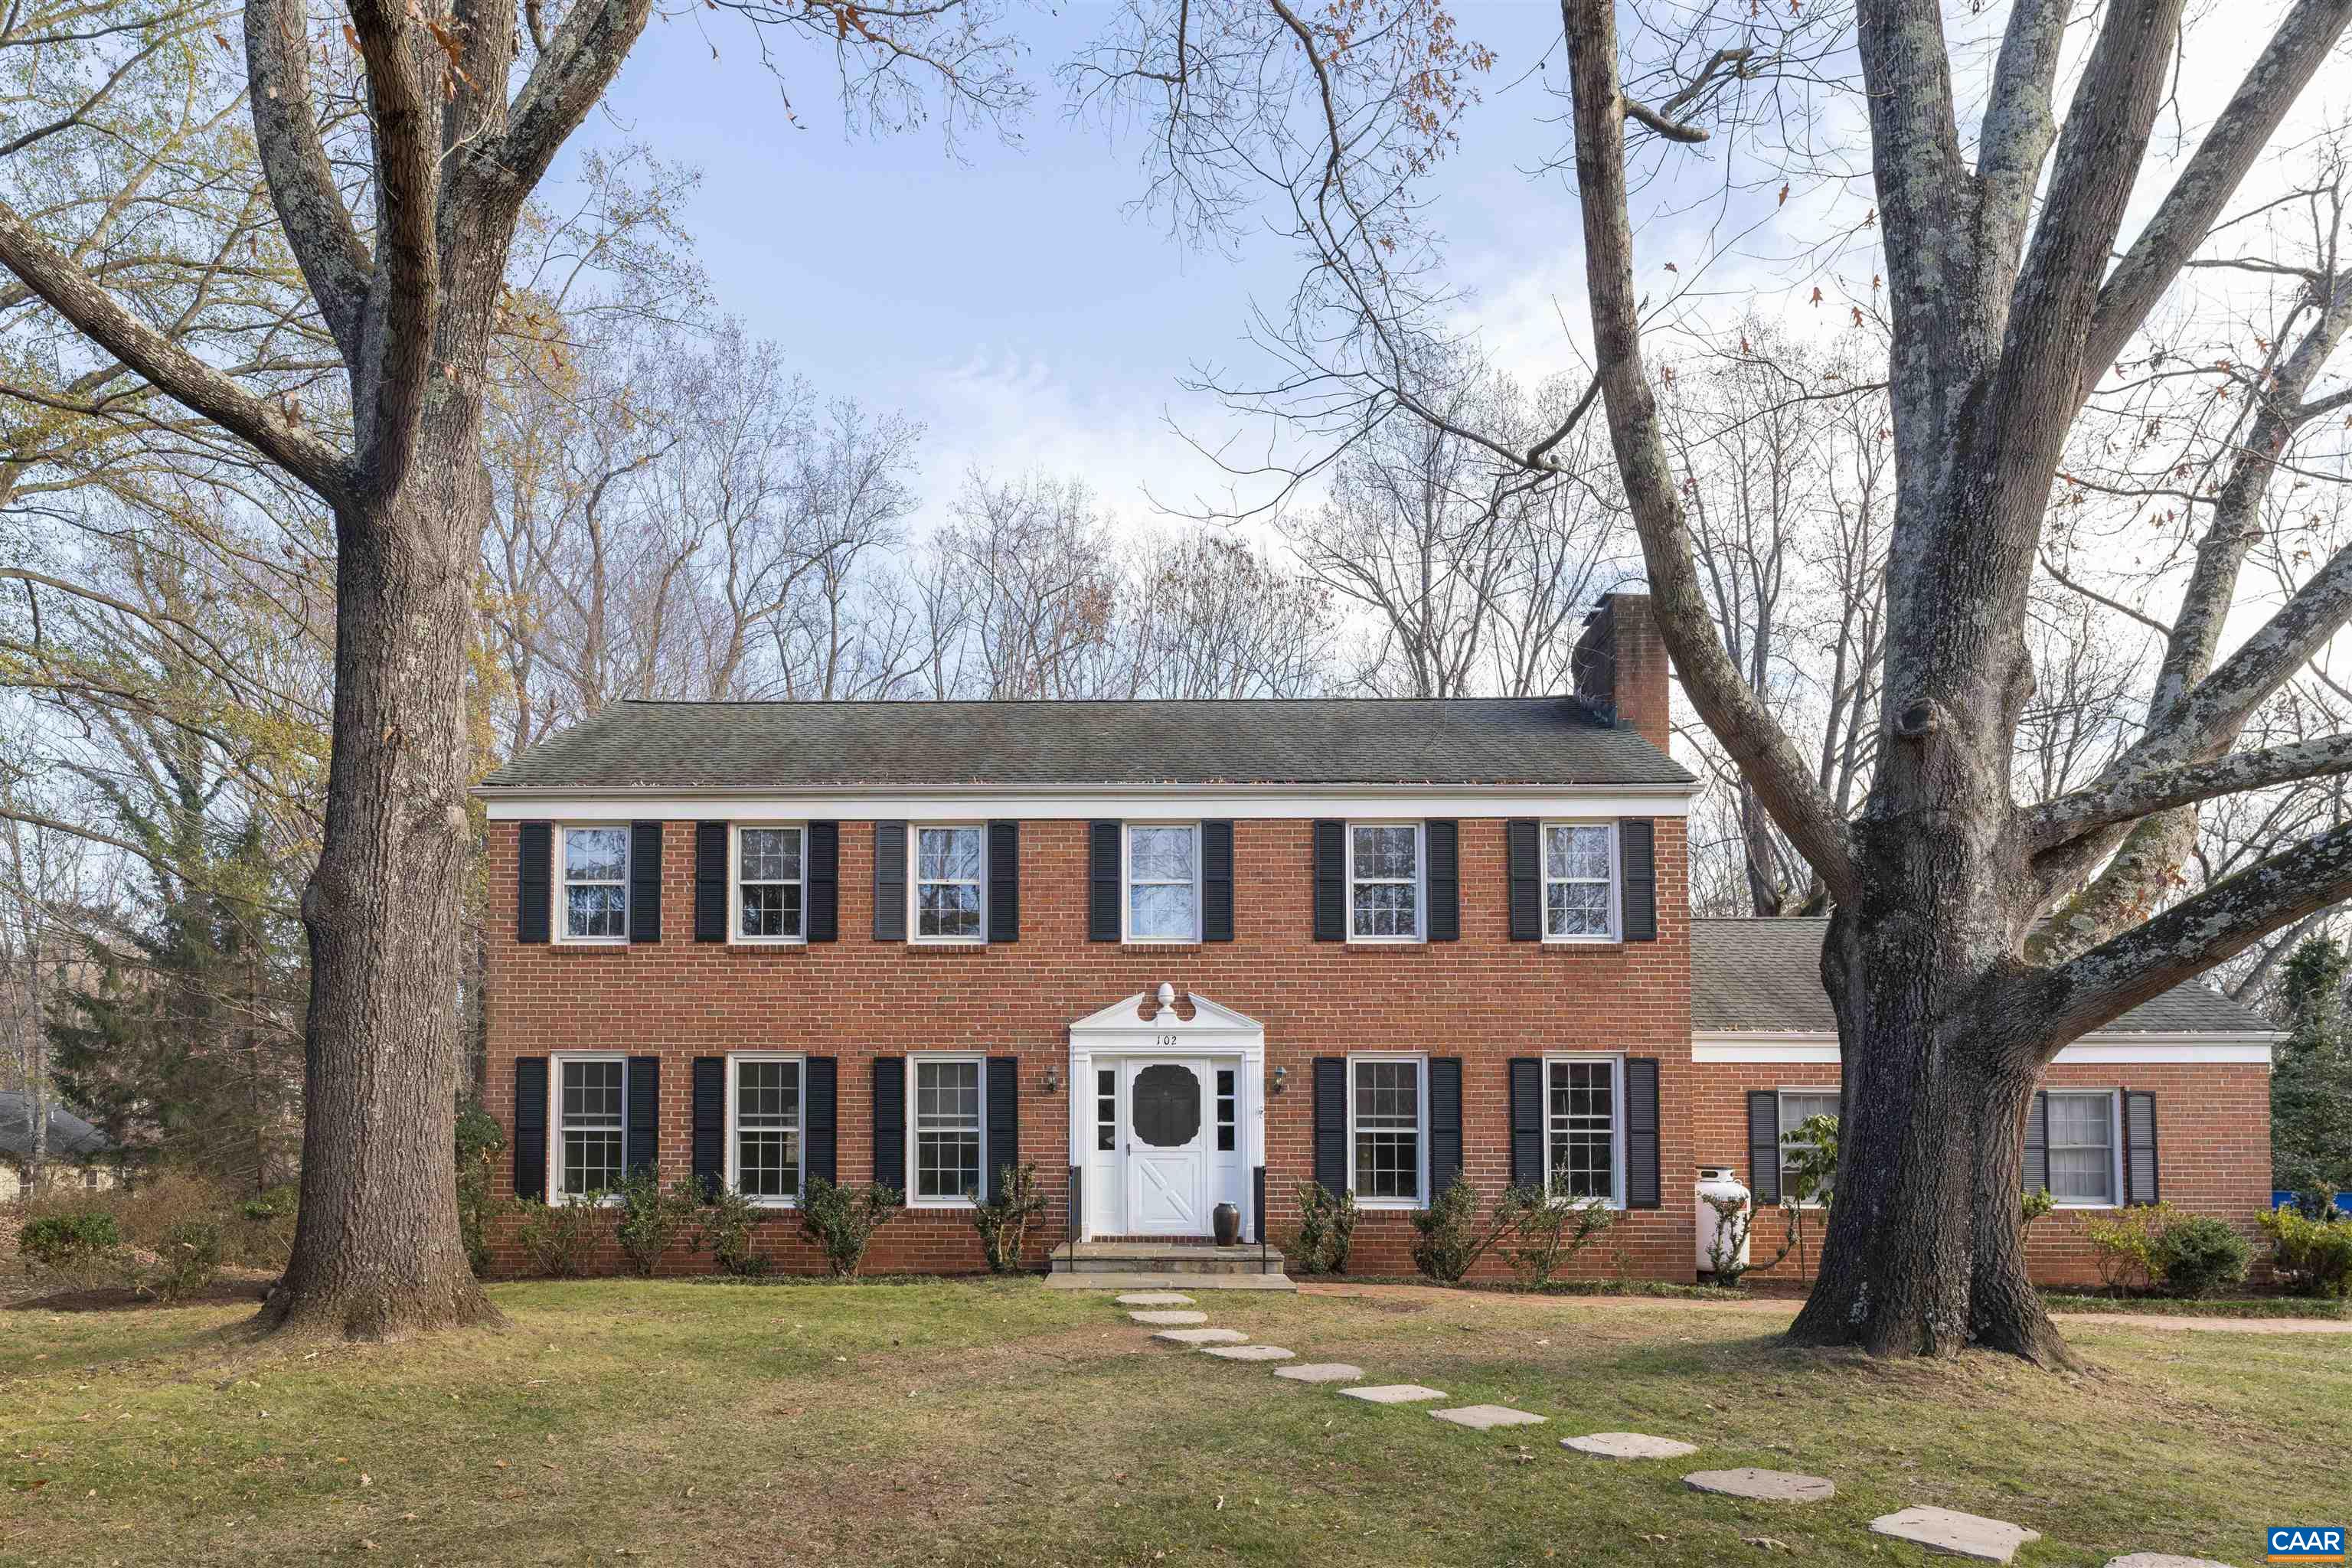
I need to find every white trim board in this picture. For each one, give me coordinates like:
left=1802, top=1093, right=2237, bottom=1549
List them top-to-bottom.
left=480, top=786, right=1695, bottom=822
left=1692, top=1033, right=2276, bottom=1065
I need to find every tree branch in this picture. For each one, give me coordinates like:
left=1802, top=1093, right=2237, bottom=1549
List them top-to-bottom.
left=243, top=0, right=371, bottom=367
left=474, top=0, right=654, bottom=211
left=2028, top=732, right=2352, bottom=849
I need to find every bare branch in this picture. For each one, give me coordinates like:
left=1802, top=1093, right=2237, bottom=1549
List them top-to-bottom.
left=243, top=0, right=371, bottom=365
left=2029, top=732, right=2352, bottom=848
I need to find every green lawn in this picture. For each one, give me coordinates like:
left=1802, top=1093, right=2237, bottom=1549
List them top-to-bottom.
left=0, top=1280, right=2333, bottom=1566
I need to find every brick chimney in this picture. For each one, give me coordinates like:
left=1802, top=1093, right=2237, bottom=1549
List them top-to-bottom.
left=1571, top=591, right=1672, bottom=753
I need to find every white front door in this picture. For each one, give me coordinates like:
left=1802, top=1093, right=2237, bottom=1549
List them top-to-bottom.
left=1124, top=1058, right=1208, bottom=1235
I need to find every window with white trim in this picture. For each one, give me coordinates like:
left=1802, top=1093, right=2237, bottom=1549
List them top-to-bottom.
left=1348, top=822, right=1422, bottom=940
left=1543, top=822, right=1619, bottom=940
left=1125, top=823, right=1200, bottom=942
left=559, top=825, right=629, bottom=942
left=734, top=825, right=805, bottom=942
left=913, top=825, right=986, bottom=942
left=553, top=1054, right=626, bottom=1199
left=729, top=1054, right=803, bottom=1202
left=1348, top=1055, right=1426, bottom=1204
left=911, top=1056, right=984, bottom=1203
left=1545, top=1056, right=1622, bottom=1203
left=1776, top=1088, right=1840, bottom=1204
left=2047, top=1089, right=2119, bottom=1207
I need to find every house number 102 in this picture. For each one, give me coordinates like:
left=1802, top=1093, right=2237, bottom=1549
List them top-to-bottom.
left=1155, top=1034, right=1179, bottom=1047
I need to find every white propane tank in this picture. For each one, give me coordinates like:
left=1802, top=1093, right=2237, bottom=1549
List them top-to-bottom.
left=1695, top=1166, right=1752, bottom=1277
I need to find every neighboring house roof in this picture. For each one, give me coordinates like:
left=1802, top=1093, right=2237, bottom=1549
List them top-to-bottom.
left=478, top=697, right=1697, bottom=793
left=1691, top=917, right=2281, bottom=1037
left=0, top=1093, right=112, bottom=1161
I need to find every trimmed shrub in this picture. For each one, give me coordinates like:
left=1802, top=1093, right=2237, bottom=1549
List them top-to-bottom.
left=455, top=1099, right=507, bottom=1277
left=972, top=1162, right=1047, bottom=1275
left=614, top=1168, right=694, bottom=1278
left=1410, top=1176, right=1528, bottom=1283
left=795, top=1178, right=903, bottom=1278
left=693, top=1181, right=768, bottom=1277
left=1289, top=1181, right=1357, bottom=1276
left=1496, top=1184, right=1614, bottom=1288
left=515, top=1197, right=605, bottom=1278
left=2085, top=1201, right=2175, bottom=1293
left=2260, top=1205, right=2352, bottom=1299
left=18, top=1213, right=121, bottom=1276
left=2151, top=1215, right=2252, bottom=1298
left=132, top=1221, right=224, bottom=1302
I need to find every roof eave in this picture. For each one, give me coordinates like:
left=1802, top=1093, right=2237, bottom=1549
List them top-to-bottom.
left=472, top=777, right=1703, bottom=799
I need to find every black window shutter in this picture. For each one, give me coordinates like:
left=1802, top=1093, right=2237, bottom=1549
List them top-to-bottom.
left=1506, top=819, right=1540, bottom=941
left=1621, top=819, right=1658, bottom=942
left=1202, top=820, right=1236, bottom=942
left=1312, top=820, right=1345, bottom=942
left=1426, top=821, right=1460, bottom=942
left=517, top=822, right=552, bottom=944
left=629, top=822, right=663, bottom=942
left=694, top=822, right=728, bottom=942
left=806, top=822, right=839, bottom=942
left=988, top=822, right=1020, bottom=943
left=1088, top=822, right=1122, bottom=942
left=872, top=823, right=907, bottom=941
left=513, top=1056, right=549, bottom=1200
left=626, top=1056, right=660, bottom=1179
left=691, top=1057, right=725, bottom=1197
left=804, top=1057, right=838, bottom=1185
left=872, top=1057, right=906, bottom=1188
left=985, top=1057, right=1020, bottom=1202
left=1312, top=1057, right=1348, bottom=1194
left=1429, top=1057, right=1463, bottom=1191
left=1508, top=1057, right=1543, bottom=1187
left=1625, top=1057, right=1661, bottom=1209
left=2122, top=1089, right=2160, bottom=1205
left=2021, top=1090, right=2050, bottom=1197
left=1747, top=1091, right=1783, bottom=1204
left=1252, top=1165, right=1266, bottom=1243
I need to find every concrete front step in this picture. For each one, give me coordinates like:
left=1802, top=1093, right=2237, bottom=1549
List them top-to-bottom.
left=1049, top=1242, right=1290, bottom=1280
left=1040, top=1270, right=1297, bottom=1292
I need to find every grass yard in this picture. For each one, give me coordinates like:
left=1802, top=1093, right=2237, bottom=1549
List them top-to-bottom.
left=0, top=1280, right=2337, bottom=1567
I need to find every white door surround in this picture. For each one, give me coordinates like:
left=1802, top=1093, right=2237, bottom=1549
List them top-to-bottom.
left=1068, top=988, right=1265, bottom=1242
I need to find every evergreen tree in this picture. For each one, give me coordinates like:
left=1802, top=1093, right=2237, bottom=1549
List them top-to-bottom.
left=2274, top=937, right=2352, bottom=1197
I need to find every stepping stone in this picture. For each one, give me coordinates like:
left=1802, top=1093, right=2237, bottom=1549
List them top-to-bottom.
left=1115, top=1292, right=1196, bottom=1306
left=1129, top=1310, right=1207, bottom=1325
left=1152, top=1328, right=1247, bottom=1345
left=1201, top=1344, right=1295, bottom=1361
left=1274, top=1363, right=1364, bottom=1383
left=1339, top=1384, right=1449, bottom=1404
left=1431, top=1404, right=1547, bottom=1430
left=1563, top=1432, right=1699, bottom=1460
left=1684, top=1469, right=1836, bottom=1503
left=1870, top=1506, right=2042, bottom=1563
left=2105, top=1557, right=2234, bottom=1568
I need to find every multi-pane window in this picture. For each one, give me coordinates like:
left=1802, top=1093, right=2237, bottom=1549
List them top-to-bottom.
left=1544, top=823, right=1616, bottom=940
left=1348, top=824, right=1421, bottom=939
left=1126, top=825, right=1200, bottom=941
left=914, top=826, right=985, bottom=941
left=560, top=827, right=629, bottom=941
left=737, top=827, right=805, bottom=941
left=557, top=1057, right=625, bottom=1198
left=732, top=1057, right=802, bottom=1201
left=913, top=1057, right=984, bottom=1202
left=1349, top=1057, right=1424, bottom=1203
left=1547, top=1057, right=1620, bottom=1202
left=1096, top=1068, right=1116, bottom=1152
left=1216, top=1068, right=1237, bottom=1152
left=1777, top=1089, right=1841, bottom=1203
left=2047, top=1091, right=2118, bottom=1206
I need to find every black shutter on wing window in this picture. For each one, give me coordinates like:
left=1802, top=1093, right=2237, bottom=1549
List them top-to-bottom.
left=1506, top=819, right=1540, bottom=942
left=1621, top=819, right=1657, bottom=942
left=1312, top=820, right=1345, bottom=942
left=1202, top=821, right=1235, bottom=942
left=1426, top=821, right=1460, bottom=942
left=629, top=822, right=663, bottom=942
left=694, top=822, right=728, bottom=942
left=806, top=822, right=839, bottom=942
left=988, top=822, right=1020, bottom=943
left=1088, top=822, right=1122, bottom=942
left=517, top=823, right=552, bottom=944
left=872, top=823, right=907, bottom=941
left=513, top=1056, right=549, bottom=1200
left=803, top=1056, right=838, bottom=1186
left=625, top=1057, right=659, bottom=1180
left=691, top=1057, right=725, bottom=1197
left=872, top=1057, right=906, bottom=1190
left=985, top=1057, right=1019, bottom=1202
left=1312, top=1057, right=1348, bottom=1195
left=1429, top=1057, right=1463, bottom=1192
left=1508, top=1057, right=1542, bottom=1187
left=1625, top=1057, right=1661, bottom=1209
left=2021, top=1089, right=2050, bottom=1197
left=2122, top=1089, right=2160, bottom=1206
left=1747, top=1092, right=1783, bottom=1204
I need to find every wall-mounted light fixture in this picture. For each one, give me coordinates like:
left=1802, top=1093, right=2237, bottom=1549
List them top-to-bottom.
left=1270, top=1065, right=1289, bottom=1095
left=1041, top=1066, right=1062, bottom=1093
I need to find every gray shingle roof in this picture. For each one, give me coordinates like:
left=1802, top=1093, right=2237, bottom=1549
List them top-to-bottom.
left=480, top=697, right=1697, bottom=792
left=1691, top=918, right=2281, bottom=1036
left=0, top=1093, right=111, bottom=1161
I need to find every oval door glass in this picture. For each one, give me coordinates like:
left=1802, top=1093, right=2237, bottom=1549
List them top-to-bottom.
left=1132, top=1064, right=1201, bottom=1148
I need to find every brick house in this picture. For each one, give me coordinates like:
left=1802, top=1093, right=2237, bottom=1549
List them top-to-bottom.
left=475, top=592, right=2279, bottom=1282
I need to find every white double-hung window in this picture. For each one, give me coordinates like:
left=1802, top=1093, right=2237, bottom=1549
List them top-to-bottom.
left=1348, top=822, right=1422, bottom=940
left=1543, top=822, right=1619, bottom=940
left=1125, top=824, right=1200, bottom=942
left=559, top=825, right=629, bottom=942
left=913, top=825, right=986, bottom=942
left=735, top=826, right=805, bottom=942
left=552, top=1054, right=626, bottom=1199
left=729, top=1054, right=804, bottom=1203
left=1348, top=1054, right=1426, bottom=1205
left=911, top=1056, right=985, bottom=1204
left=1546, top=1056, right=1623, bottom=1204
left=1776, top=1089, right=1841, bottom=1203
left=2047, top=1090, right=2120, bottom=1207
